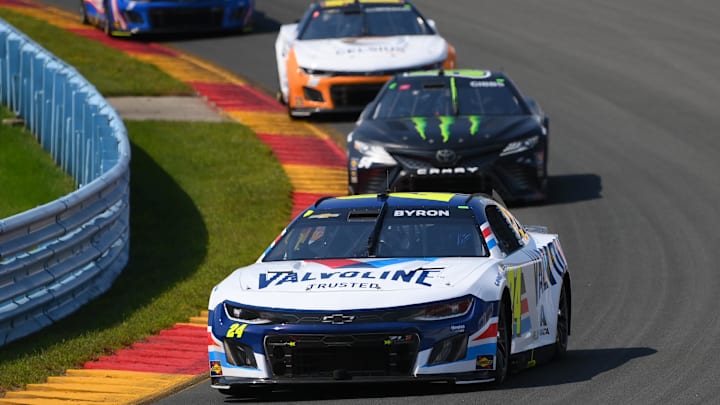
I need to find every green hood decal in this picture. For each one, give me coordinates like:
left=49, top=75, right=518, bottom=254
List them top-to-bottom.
left=468, top=115, right=481, bottom=135
left=408, top=116, right=482, bottom=142
left=412, top=117, right=428, bottom=140
left=439, top=117, right=454, bottom=143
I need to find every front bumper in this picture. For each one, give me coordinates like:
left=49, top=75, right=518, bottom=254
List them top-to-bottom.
left=107, top=0, right=254, bottom=35
left=284, top=51, right=455, bottom=117
left=287, top=73, right=390, bottom=117
left=349, top=146, right=547, bottom=203
left=208, top=299, right=500, bottom=386
left=211, top=370, right=495, bottom=388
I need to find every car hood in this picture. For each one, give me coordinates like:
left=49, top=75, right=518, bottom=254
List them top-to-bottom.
left=293, top=35, right=447, bottom=73
left=353, top=115, right=542, bottom=148
left=213, top=257, right=497, bottom=310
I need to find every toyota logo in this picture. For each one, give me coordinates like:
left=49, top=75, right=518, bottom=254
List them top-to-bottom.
left=436, top=149, right=457, bottom=165
left=322, top=314, right=355, bottom=325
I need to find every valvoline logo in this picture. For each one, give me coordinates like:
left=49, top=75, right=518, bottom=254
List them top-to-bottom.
left=258, top=267, right=441, bottom=290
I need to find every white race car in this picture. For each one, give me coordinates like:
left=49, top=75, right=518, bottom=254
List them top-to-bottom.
left=274, top=0, right=456, bottom=117
left=208, top=192, right=571, bottom=395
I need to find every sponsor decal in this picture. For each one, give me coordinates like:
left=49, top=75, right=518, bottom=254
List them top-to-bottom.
left=335, top=44, right=407, bottom=56
left=470, top=80, right=506, bottom=88
left=410, top=116, right=483, bottom=142
left=416, top=167, right=481, bottom=176
left=392, top=209, right=450, bottom=217
left=523, top=241, right=568, bottom=286
left=258, top=268, right=440, bottom=290
left=539, top=306, right=550, bottom=336
left=450, top=324, right=466, bottom=333
left=476, top=355, right=494, bottom=369
left=210, top=360, right=223, bottom=376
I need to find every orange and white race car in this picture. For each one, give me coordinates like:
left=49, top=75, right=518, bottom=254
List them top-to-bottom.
left=274, top=0, right=456, bottom=117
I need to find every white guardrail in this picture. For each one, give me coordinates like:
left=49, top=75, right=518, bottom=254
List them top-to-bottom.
left=0, top=18, right=130, bottom=346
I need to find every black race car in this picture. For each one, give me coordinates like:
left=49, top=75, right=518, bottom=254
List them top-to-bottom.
left=347, top=69, right=549, bottom=203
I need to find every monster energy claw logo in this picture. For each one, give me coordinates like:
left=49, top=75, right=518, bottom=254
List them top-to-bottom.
left=411, top=116, right=482, bottom=141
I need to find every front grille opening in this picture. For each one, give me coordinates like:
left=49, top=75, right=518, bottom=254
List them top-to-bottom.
left=229, top=6, right=249, bottom=22
left=148, top=7, right=225, bottom=30
left=123, top=11, right=144, bottom=24
left=330, top=84, right=384, bottom=108
left=303, top=87, right=324, bottom=102
left=496, top=163, right=539, bottom=192
left=356, top=167, right=399, bottom=194
left=394, top=175, right=491, bottom=194
left=265, top=333, right=419, bottom=379
left=428, top=333, right=468, bottom=365
left=224, top=340, right=257, bottom=368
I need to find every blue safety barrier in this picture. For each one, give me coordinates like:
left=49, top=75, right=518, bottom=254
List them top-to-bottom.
left=0, top=18, right=131, bottom=346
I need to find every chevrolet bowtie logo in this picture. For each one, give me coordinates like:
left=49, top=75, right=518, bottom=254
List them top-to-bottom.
left=322, top=314, right=355, bottom=325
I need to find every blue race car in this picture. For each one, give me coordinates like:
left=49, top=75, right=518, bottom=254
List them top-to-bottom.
left=80, top=0, right=254, bottom=37
left=208, top=192, right=571, bottom=395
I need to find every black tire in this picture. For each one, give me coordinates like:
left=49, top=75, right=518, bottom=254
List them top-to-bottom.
left=79, top=0, right=89, bottom=25
left=103, top=0, right=114, bottom=37
left=276, top=90, right=286, bottom=106
left=555, top=281, right=570, bottom=358
left=493, top=295, right=511, bottom=385
left=219, top=385, right=271, bottom=398
left=218, top=386, right=243, bottom=397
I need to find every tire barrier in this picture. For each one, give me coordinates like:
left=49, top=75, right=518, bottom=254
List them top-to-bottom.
left=0, top=18, right=130, bottom=346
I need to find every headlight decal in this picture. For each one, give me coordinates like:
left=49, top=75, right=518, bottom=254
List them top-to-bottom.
left=500, top=135, right=540, bottom=156
left=353, top=140, right=397, bottom=167
left=406, top=296, right=473, bottom=322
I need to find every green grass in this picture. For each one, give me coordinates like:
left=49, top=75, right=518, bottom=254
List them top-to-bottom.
left=0, top=9, right=193, bottom=96
left=0, top=10, right=294, bottom=393
left=0, top=106, right=76, bottom=218
left=0, top=121, right=293, bottom=391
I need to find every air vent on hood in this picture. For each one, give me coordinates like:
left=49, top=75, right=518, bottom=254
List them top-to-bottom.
left=348, top=210, right=381, bottom=221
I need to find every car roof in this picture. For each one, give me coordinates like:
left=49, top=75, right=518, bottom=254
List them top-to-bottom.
left=308, top=192, right=498, bottom=211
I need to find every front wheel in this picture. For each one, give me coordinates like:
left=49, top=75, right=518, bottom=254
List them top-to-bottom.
left=79, top=0, right=89, bottom=24
left=103, top=0, right=114, bottom=36
left=555, top=281, right=570, bottom=358
left=493, top=296, right=511, bottom=385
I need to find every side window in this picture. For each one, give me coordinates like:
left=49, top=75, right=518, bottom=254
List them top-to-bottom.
left=485, top=205, right=522, bottom=254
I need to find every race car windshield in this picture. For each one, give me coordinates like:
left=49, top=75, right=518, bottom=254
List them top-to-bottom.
left=299, top=6, right=433, bottom=40
left=372, top=77, right=527, bottom=119
left=262, top=207, right=488, bottom=261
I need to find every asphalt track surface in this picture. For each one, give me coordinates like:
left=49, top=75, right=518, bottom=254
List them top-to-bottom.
left=31, top=0, right=720, bottom=403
